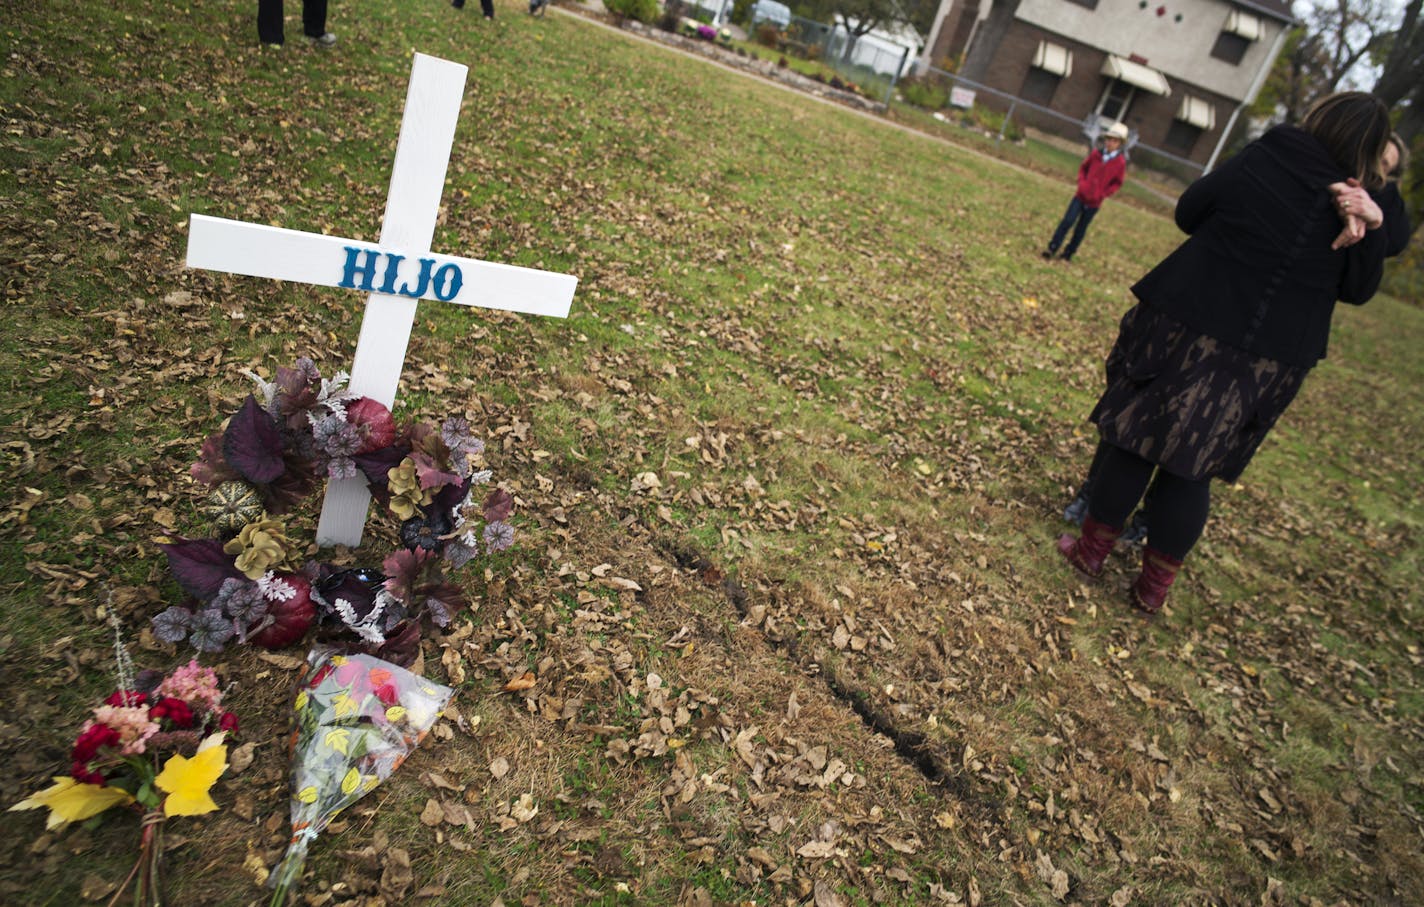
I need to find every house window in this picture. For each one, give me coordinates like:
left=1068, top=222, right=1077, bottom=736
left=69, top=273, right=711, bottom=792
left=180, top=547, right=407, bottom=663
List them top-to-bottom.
left=1212, top=9, right=1262, bottom=64
left=1211, top=31, right=1250, bottom=64
left=1023, top=40, right=1071, bottom=104
left=1021, top=68, right=1061, bottom=104
left=1098, top=80, right=1136, bottom=122
left=1167, top=94, right=1215, bottom=153
left=1164, top=120, right=1203, bottom=154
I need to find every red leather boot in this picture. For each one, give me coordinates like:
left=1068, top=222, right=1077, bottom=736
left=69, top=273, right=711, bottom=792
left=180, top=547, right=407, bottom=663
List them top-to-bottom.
left=1056, top=516, right=1122, bottom=578
left=1131, top=547, right=1183, bottom=615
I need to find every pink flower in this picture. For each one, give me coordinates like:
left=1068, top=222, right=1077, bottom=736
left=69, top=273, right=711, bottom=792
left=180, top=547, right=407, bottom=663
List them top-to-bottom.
left=156, top=659, right=224, bottom=712
left=90, top=706, right=160, bottom=756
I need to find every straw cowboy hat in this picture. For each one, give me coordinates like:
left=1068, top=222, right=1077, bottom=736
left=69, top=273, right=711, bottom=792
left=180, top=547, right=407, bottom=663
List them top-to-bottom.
left=1104, top=122, right=1130, bottom=141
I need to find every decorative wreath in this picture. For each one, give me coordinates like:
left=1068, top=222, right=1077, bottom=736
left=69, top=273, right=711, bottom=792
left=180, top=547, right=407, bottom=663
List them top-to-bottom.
left=151, top=358, right=513, bottom=667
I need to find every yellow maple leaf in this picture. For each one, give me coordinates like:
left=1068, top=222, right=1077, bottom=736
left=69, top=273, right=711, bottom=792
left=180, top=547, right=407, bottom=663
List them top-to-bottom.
left=331, top=692, right=358, bottom=719
left=323, top=728, right=351, bottom=756
left=156, top=733, right=229, bottom=817
left=341, top=767, right=361, bottom=796
left=9, top=776, right=134, bottom=830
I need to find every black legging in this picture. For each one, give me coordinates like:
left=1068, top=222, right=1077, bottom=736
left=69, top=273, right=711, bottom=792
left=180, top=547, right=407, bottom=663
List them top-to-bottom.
left=1085, top=444, right=1210, bottom=561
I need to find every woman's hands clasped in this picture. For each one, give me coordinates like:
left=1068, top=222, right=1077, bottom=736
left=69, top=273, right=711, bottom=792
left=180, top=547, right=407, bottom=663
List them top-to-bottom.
left=1329, top=178, right=1384, bottom=250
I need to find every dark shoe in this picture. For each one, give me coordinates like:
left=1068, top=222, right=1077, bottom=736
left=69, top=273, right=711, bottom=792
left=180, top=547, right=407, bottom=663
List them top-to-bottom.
left=1040, top=249, right=1054, bottom=260
left=1059, top=254, right=1073, bottom=263
left=1063, top=492, right=1088, bottom=526
left=1057, top=515, right=1121, bottom=579
left=1131, top=547, right=1182, bottom=614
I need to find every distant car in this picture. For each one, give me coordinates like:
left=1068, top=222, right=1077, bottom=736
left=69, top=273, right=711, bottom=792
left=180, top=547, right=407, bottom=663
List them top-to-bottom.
left=749, top=0, right=791, bottom=28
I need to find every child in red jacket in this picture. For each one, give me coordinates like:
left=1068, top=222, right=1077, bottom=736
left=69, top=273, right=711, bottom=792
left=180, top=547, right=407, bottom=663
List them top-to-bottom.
left=1042, top=121, right=1129, bottom=262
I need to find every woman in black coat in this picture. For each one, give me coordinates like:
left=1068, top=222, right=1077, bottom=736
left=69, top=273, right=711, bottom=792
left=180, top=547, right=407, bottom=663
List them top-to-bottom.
left=1056, top=92, right=1395, bottom=615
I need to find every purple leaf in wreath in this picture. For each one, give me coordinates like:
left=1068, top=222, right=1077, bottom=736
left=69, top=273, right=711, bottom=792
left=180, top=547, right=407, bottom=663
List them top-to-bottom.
left=271, top=358, right=323, bottom=428
left=224, top=395, right=287, bottom=485
left=440, top=416, right=485, bottom=462
left=190, top=432, right=239, bottom=487
left=354, top=445, right=409, bottom=495
left=410, top=450, right=462, bottom=492
left=258, top=461, right=318, bottom=516
left=430, top=477, right=470, bottom=516
left=483, top=488, right=515, bottom=523
left=483, top=520, right=515, bottom=553
left=162, top=538, right=246, bottom=600
left=443, top=538, right=477, bottom=569
left=381, top=547, right=431, bottom=606
left=214, top=576, right=269, bottom=625
left=422, top=582, right=466, bottom=627
left=151, top=606, right=194, bottom=644
left=189, top=607, right=236, bottom=653
left=367, top=619, right=423, bottom=668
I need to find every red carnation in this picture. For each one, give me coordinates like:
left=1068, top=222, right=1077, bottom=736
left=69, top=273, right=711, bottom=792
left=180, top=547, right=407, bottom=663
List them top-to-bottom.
left=104, top=690, right=148, bottom=707
left=150, top=697, right=195, bottom=729
left=218, top=711, right=240, bottom=733
left=70, top=720, right=121, bottom=768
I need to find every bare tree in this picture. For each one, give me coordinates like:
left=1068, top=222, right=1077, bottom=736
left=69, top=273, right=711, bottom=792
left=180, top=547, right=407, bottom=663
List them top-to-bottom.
left=1255, top=0, right=1400, bottom=123
left=1372, top=0, right=1423, bottom=141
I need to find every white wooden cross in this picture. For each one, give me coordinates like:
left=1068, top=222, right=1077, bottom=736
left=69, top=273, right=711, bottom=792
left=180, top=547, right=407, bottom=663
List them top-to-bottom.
left=185, top=53, right=576, bottom=547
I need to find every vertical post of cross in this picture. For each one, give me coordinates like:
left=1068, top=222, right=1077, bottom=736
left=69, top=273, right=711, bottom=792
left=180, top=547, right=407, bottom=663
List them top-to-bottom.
left=315, top=54, right=468, bottom=547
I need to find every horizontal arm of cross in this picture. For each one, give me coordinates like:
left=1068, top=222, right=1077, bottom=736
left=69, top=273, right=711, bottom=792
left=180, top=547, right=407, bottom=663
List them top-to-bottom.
left=187, top=214, right=576, bottom=318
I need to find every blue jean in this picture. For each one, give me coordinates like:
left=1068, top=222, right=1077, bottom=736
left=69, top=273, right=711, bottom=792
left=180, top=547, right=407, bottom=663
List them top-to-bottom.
left=1048, top=197, right=1098, bottom=258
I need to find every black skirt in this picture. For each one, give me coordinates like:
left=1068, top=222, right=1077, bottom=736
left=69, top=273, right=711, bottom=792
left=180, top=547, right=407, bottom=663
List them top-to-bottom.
left=1089, top=303, right=1310, bottom=483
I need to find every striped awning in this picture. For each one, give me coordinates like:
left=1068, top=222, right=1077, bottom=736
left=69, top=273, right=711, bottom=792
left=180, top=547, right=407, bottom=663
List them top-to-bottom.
left=1224, top=9, right=1263, bottom=41
left=1032, top=41, right=1073, bottom=78
left=1101, top=54, right=1171, bottom=97
left=1176, top=95, right=1216, bottom=130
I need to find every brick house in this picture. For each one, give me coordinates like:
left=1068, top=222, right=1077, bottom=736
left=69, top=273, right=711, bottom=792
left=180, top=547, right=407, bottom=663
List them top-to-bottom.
left=919, top=0, right=1294, bottom=167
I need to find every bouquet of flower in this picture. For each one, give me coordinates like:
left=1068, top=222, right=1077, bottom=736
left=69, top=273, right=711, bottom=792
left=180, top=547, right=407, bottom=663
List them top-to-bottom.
left=152, top=357, right=516, bottom=666
left=267, top=649, right=453, bottom=907
left=10, top=652, right=237, bottom=907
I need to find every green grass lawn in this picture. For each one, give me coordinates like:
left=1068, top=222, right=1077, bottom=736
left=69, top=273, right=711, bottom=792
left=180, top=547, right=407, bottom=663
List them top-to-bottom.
left=2, top=0, right=1422, bottom=904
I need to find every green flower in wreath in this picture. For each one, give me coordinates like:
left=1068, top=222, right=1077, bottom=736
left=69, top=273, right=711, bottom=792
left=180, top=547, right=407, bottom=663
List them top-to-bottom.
left=386, top=458, right=434, bottom=522
left=223, top=518, right=292, bottom=579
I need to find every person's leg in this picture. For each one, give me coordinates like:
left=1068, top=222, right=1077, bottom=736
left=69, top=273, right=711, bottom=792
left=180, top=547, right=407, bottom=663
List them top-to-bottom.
left=258, top=0, right=285, bottom=44
left=301, top=0, right=329, bottom=37
left=480, top=0, right=494, bottom=16
left=1046, top=197, right=1084, bottom=256
left=1061, top=205, right=1099, bottom=259
left=1058, top=443, right=1154, bottom=576
left=1085, top=444, right=1155, bottom=528
left=1131, top=470, right=1210, bottom=613
left=1140, top=471, right=1210, bottom=561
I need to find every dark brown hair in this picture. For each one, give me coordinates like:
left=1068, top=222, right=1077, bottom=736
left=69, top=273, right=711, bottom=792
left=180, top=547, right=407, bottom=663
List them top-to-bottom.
left=1300, top=92, right=1392, bottom=189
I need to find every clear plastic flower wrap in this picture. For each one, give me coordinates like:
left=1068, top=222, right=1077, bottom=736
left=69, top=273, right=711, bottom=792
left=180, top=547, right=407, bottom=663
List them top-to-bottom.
left=267, top=648, right=453, bottom=906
